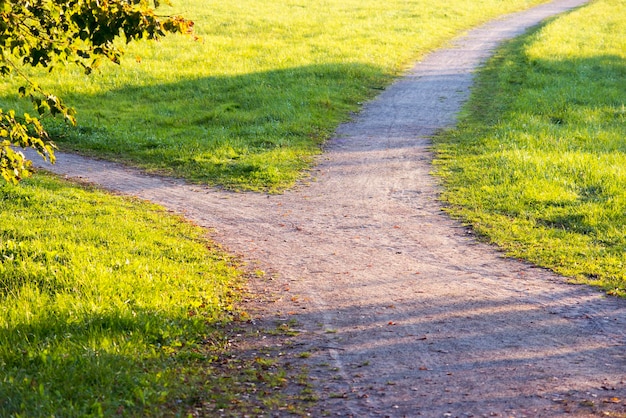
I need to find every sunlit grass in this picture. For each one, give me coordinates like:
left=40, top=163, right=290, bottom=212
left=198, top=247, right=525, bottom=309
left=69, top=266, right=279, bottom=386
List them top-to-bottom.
left=0, top=0, right=545, bottom=191
left=434, top=0, right=626, bottom=295
left=0, top=174, right=246, bottom=415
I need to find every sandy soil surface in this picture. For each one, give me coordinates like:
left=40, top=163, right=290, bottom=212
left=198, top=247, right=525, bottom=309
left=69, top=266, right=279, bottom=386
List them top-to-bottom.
left=31, top=0, right=626, bottom=416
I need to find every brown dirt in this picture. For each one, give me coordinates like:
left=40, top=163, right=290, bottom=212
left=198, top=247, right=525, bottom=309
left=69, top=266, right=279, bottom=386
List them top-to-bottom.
left=31, top=0, right=626, bottom=416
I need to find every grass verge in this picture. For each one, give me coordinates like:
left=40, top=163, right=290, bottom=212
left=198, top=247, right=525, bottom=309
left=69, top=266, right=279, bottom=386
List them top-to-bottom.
left=0, top=0, right=546, bottom=191
left=433, top=0, right=626, bottom=295
left=0, top=174, right=310, bottom=416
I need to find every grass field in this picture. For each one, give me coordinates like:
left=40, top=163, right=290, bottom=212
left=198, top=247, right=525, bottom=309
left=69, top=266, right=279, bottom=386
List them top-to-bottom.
left=0, top=0, right=545, bottom=191
left=434, top=0, right=626, bottom=295
left=0, top=174, right=247, bottom=415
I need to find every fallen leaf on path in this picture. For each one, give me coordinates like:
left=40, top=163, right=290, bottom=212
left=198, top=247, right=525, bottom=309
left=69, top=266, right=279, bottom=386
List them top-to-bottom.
left=604, top=397, right=621, bottom=403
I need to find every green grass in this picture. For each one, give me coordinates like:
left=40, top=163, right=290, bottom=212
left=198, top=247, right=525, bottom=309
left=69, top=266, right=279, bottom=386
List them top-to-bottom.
left=0, top=0, right=546, bottom=191
left=433, top=0, right=626, bottom=295
left=0, top=174, right=249, bottom=416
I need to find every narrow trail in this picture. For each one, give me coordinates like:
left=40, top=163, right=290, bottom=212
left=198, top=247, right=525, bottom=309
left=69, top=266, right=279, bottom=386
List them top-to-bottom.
left=33, top=0, right=626, bottom=416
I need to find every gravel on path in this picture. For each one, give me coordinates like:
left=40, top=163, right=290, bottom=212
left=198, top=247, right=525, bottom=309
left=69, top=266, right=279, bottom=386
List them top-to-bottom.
left=32, top=0, right=626, bottom=416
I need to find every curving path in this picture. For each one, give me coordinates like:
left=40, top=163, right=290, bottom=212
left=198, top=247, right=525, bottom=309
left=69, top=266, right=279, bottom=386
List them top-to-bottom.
left=32, top=0, right=626, bottom=416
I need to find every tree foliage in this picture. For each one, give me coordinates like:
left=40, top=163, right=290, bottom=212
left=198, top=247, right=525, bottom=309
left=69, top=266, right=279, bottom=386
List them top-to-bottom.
left=0, top=0, right=192, bottom=183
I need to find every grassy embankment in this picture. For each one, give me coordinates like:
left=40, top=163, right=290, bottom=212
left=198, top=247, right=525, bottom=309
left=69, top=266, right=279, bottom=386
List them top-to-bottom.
left=0, top=0, right=559, bottom=415
left=434, top=0, right=626, bottom=295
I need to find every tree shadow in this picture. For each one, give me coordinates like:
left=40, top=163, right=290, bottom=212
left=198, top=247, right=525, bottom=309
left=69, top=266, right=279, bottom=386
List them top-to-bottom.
left=35, top=62, right=388, bottom=190
left=257, top=283, right=626, bottom=416
left=0, top=307, right=200, bottom=415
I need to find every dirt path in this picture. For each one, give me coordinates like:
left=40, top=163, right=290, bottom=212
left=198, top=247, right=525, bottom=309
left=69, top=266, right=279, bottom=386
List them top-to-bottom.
left=32, top=0, right=626, bottom=416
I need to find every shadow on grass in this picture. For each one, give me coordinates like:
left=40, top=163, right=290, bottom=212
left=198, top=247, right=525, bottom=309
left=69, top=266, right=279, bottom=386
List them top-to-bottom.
left=524, top=54, right=626, bottom=134
left=42, top=63, right=388, bottom=191
left=0, top=295, right=320, bottom=416
left=0, top=305, right=221, bottom=416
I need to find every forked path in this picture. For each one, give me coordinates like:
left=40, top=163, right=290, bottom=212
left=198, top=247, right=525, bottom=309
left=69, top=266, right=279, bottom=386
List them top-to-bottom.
left=34, top=0, right=626, bottom=416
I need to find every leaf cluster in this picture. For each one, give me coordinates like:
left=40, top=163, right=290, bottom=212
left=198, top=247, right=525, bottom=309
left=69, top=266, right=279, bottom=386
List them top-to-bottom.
left=0, top=0, right=192, bottom=183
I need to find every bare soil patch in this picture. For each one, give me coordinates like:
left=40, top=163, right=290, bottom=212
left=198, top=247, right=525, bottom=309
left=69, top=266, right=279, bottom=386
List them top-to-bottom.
left=32, top=0, right=626, bottom=416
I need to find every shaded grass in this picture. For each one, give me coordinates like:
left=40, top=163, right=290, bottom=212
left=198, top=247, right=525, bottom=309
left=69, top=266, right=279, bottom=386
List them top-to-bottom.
left=0, top=0, right=546, bottom=191
left=433, top=0, right=626, bottom=295
left=50, top=64, right=378, bottom=191
left=0, top=174, right=303, bottom=416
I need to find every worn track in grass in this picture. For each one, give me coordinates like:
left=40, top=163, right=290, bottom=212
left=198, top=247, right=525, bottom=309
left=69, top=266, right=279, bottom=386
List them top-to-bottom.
left=33, top=0, right=626, bottom=416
